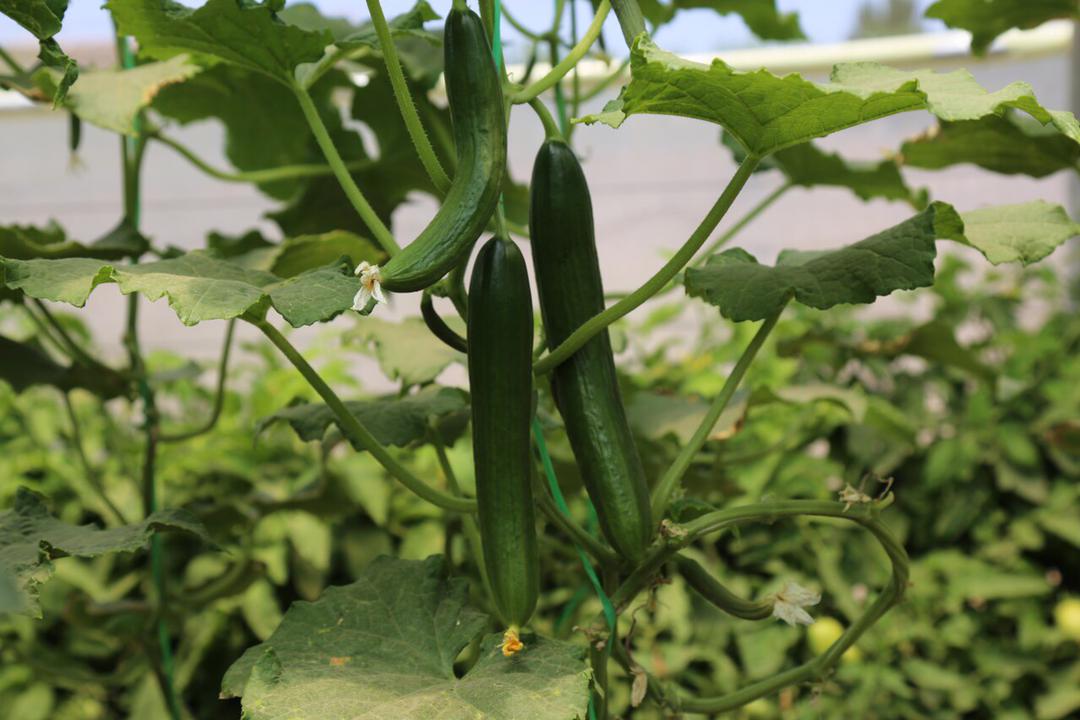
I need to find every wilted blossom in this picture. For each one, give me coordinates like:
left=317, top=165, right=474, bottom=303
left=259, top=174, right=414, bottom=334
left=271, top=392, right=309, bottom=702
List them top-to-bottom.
left=352, top=261, right=386, bottom=311
left=772, top=581, right=821, bottom=626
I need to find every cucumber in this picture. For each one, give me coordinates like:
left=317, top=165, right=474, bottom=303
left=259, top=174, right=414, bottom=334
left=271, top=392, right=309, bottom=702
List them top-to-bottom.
left=379, top=5, right=506, bottom=293
left=529, top=139, right=653, bottom=562
left=468, top=237, right=539, bottom=630
left=675, top=555, right=772, bottom=620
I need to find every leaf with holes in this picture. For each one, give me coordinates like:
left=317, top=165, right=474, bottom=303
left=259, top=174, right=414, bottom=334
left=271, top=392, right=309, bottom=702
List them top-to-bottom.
left=221, top=555, right=589, bottom=720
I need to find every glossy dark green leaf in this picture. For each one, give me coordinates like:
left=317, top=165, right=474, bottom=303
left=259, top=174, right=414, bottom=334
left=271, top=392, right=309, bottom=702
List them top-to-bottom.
left=106, top=0, right=331, bottom=82
left=637, top=0, right=804, bottom=40
left=925, top=0, right=1079, bottom=55
left=583, top=37, right=1080, bottom=157
left=901, top=114, right=1080, bottom=178
left=686, top=202, right=963, bottom=321
left=0, top=252, right=361, bottom=327
left=0, top=335, right=128, bottom=398
left=257, top=385, right=468, bottom=450
left=0, top=487, right=207, bottom=617
left=221, top=555, right=588, bottom=720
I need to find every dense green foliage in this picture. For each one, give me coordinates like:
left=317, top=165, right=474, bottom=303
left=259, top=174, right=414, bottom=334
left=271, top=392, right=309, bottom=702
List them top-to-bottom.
left=0, top=1, right=1078, bottom=718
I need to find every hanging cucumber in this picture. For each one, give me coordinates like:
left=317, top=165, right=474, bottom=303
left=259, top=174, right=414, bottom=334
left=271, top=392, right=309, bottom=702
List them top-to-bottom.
left=362, top=4, right=506, bottom=300
left=529, top=139, right=653, bottom=562
left=468, top=237, right=539, bottom=647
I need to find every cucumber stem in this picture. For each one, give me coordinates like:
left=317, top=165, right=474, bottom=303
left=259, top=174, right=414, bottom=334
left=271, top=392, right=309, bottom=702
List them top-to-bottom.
left=365, top=0, right=451, bottom=195
left=512, top=1, right=611, bottom=104
left=292, top=83, right=401, bottom=255
left=527, top=97, right=563, bottom=140
left=150, top=132, right=375, bottom=185
left=533, top=155, right=761, bottom=376
left=649, top=305, right=785, bottom=522
left=159, top=319, right=235, bottom=443
left=253, top=319, right=477, bottom=513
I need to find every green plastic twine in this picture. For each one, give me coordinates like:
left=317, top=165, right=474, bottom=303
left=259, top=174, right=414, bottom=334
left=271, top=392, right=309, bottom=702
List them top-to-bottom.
left=532, top=420, right=617, bottom=720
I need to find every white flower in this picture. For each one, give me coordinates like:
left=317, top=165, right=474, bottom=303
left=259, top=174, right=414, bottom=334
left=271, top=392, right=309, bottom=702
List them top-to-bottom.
left=352, top=262, right=386, bottom=311
left=772, top=581, right=821, bottom=626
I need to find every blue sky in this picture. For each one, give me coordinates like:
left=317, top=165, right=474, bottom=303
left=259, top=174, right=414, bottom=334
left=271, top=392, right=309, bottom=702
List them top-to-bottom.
left=1, top=1, right=942, bottom=51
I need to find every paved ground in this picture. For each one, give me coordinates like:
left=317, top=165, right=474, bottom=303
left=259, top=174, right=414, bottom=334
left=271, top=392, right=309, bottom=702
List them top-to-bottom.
left=0, top=51, right=1073, bottom=389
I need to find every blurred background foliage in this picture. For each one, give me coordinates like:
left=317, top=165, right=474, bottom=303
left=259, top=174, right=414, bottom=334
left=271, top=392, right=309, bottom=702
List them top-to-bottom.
left=2, top=254, right=1077, bottom=719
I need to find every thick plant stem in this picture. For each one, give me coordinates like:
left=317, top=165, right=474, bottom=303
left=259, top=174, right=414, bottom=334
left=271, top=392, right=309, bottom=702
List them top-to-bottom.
left=365, top=0, right=451, bottom=194
left=610, top=0, right=647, bottom=48
left=512, top=1, right=611, bottom=104
left=292, top=84, right=400, bottom=255
left=151, top=133, right=373, bottom=185
left=534, top=155, right=760, bottom=375
left=695, top=181, right=792, bottom=264
left=650, top=306, right=785, bottom=521
left=253, top=319, right=476, bottom=513
left=159, top=320, right=235, bottom=443
left=616, top=500, right=908, bottom=714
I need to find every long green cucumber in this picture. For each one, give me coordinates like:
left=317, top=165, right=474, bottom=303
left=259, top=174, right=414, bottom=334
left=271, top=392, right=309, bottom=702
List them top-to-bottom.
left=379, top=6, right=506, bottom=293
left=529, top=139, right=653, bottom=561
left=468, top=237, right=539, bottom=632
left=675, top=555, right=772, bottom=620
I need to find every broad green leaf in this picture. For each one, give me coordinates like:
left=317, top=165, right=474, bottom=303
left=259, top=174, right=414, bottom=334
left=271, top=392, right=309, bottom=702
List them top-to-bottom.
left=0, top=0, right=78, bottom=103
left=0, top=0, right=67, bottom=37
left=106, top=0, right=331, bottom=82
left=637, top=0, right=804, bottom=40
left=925, top=0, right=1079, bottom=55
left=582, top=37, right=1080, bottom=157
left=34, top=55, right=200, bottom=135
left=153, top=65, right=342, bottom=200
left=269, top=67, right=451, bottom=237
left=901, top=115, right=1080, bottom=178
left=768, top=141, right=926, bottom=207
left=958, top=201, right=1080, bottom=266
left=686, top=202, right=963, bottom=321
left=0, top=220, right=147, bottom=261
left=225, top=230, right=386, bottom=278
left=0, top=252, right=361, bottom=327
left=345, top=317, right=465, bottom=386
left=0, top=336, right=128, bottom=398
left=256, top=385, right=468, bottom=450
left=628, top=390, right=747, bottom=444
left=0, top=487, right=207, bottom=617
left=221, top=555, right=589, bottom=720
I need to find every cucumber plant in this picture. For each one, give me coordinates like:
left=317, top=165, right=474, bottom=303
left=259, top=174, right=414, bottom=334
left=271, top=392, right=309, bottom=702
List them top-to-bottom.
left=0, top=0, right=1077, bottom=718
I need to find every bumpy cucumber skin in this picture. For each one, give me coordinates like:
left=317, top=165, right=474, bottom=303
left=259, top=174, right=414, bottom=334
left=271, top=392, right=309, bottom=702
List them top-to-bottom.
left=380, top=7, right=506, bottom=293
left=529, top=139, right=653, bottom=562
left=468, top=238, right=539, bottom=627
